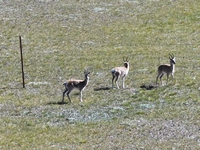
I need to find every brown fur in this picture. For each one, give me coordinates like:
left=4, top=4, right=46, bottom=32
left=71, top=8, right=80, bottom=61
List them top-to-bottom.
left=156, top=54, right=176, bottom=85
left=111, top=58, right=129, bottom=89
left=62, top=71, right=90, bottom=103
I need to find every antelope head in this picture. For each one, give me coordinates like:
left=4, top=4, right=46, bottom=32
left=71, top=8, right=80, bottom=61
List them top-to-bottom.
left=169, top=54, right=176, bottom=65
left=123, top=57, right=129, bottom=68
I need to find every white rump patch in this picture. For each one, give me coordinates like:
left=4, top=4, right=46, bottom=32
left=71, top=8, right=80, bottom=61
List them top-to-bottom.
left=111, top=69, right=116, bottom=74
left=65, top=81, right=68, bottom=84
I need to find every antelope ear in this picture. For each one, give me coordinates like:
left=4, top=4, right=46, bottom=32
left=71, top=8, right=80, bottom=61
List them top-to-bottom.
left=84, top=69, right=90, bottom=75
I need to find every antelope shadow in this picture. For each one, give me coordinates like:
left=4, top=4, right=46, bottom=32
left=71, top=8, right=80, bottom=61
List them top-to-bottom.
left=140, top=84, right=158, bottom=90
left=94, top=86, right=112, bottom=91
left=47, top=101, right=69, bottom=105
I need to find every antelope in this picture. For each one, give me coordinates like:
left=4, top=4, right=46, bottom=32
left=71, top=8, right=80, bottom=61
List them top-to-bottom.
left=156, top=54, right=176, bottom=85
left=111, top=57, right=130, bottom=89
left=62, top=70, right=90, bottom=103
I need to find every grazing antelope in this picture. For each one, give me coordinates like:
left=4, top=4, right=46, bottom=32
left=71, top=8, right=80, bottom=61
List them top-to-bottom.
left=156, top=54, right=176, bottom=85
left=111, top=57, right=130, bottom=89
left=62, top=70, right=90, bottom=103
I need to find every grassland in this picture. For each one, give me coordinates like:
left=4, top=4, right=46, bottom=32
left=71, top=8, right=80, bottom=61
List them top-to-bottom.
left=0, top=0, right=200, bottom=149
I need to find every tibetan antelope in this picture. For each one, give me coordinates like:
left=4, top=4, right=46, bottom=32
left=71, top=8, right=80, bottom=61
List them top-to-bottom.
left=156, top=54, right=176, bottom=85
left=111, top=57, right=130, bottom=89
left=62, top=70, right=90, bottom=103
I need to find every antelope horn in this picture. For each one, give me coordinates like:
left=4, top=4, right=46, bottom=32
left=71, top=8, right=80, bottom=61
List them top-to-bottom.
left=169, top=53, right=173, bottom=59
left=123, top=57, right=126, bottom=62
left=84, top=68, right=88, bottom=74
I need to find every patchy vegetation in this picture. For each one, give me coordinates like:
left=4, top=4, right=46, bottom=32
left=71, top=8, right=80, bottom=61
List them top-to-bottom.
left=0, top=0, right=200, bottom=149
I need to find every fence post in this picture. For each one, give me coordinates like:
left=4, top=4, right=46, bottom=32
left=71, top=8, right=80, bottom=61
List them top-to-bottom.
left=19, top=36, right=25, bottom=88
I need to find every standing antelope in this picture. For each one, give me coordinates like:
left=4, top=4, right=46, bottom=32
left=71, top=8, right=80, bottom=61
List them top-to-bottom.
left=156, top=54, right=176, bottom=85
left=111, top=57, right=130, bottom=89
left=62, top=70, right=90, bottom=103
